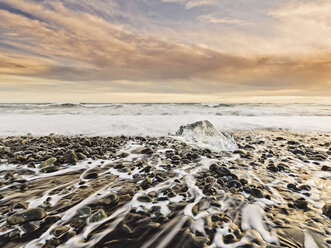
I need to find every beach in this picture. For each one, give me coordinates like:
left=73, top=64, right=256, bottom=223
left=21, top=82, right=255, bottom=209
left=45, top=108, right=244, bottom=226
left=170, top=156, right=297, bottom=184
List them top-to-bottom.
left=0, top=127, right=330, bottom=247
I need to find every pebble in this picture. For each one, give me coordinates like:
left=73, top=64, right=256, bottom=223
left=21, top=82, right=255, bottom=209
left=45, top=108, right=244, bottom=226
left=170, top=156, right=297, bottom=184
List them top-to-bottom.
left=62, top=151, right=78, bottom=164
left=39, top=158, right=57, bottom=168
left=41, top=166, right=60, bottom=173
left=84, top=172, right=98, bottom=179
left=140, top=177, right=152, bottom=189
left=251, top=188, right=264, bottom=198
left=101, top=194, right=119, bottom=206
left=137, top=195, right=153, bottom=202
left=322, top=203, right=331, bottom=218
left=77, top=207, right=92, bottom=217
left=7, top=208, right=47, bottom=225
left=89, top=209, right=107, bottom=223
left=21, top=222, right=39, bottom=233
left=51, top=226, right=70, bottom=237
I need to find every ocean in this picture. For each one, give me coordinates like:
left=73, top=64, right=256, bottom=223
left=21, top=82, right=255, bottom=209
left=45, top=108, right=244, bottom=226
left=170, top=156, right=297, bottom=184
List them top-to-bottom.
left=0, top=102, right=330, bottom=136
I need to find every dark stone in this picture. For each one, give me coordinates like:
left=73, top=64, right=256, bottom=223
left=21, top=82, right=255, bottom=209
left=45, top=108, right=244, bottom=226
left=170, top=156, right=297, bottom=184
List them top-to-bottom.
left=141, top=147, right=154, bottom=154
left=62, top=151, right=78, bottom=164
left=76, top=152, right=87, bottom=160
left=209, top=163, right=219, bottom=171
left=41, top=166, right=60, bottom=173
left=217, top=167, right=231, bottom=176
left=85, top=172, right=98, bottom=179
left=140, top=177, right=152, bottom=189
left=228, top=180, right=242, bottom=188
left=298, top=185, right=311, bottom=191
left=251, top=188, right=264, bottom=198
left=137, top=195, right=153, bottom=202
left=294, top=198, right=308, bottom=209
left=12, top=201, right=29, bottom=209
left=322, top=203, right=331, bottom=218
left=7, top=208, right=47, bottom=225
left=21, top=222, right=39, bottom=233
left=51, top=226, right=70, bottom=237
left=223, top=233, right=237, bottom=244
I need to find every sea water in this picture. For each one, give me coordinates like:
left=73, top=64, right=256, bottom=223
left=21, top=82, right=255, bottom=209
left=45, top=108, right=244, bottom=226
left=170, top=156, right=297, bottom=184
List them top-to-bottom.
left=0, top=103, right=330, bottom=136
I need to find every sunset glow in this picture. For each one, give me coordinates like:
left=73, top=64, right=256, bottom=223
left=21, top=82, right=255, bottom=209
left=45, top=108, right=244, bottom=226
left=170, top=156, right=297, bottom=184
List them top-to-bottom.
left=0, top=0, right=330, bottom=102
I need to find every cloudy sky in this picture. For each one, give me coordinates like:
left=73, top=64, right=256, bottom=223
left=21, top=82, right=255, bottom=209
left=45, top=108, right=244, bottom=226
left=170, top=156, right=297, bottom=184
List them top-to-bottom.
left=0, top=0, right=330, bottom=102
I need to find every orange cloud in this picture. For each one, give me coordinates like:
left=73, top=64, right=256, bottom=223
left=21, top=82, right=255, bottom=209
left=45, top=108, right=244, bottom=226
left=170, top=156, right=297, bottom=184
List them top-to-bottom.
left=0, top=0, right=330, bottom=102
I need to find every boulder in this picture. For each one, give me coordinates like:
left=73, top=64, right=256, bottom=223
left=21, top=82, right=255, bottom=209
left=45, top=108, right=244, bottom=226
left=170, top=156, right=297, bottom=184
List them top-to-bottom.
left=175, top=120, right=237, bottom=152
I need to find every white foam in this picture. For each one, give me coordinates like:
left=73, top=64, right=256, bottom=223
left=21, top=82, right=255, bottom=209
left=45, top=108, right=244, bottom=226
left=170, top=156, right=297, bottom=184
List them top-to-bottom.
left=0, top=114, right=330, bottom=137
left=241, top=203, right=279, bottom=244
left=304, top=230, right=319, bottom=248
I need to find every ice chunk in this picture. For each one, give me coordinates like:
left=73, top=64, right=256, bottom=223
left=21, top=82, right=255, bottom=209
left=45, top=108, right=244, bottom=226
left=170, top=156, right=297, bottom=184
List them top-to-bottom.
left=175, top=120, right=237, bottom=152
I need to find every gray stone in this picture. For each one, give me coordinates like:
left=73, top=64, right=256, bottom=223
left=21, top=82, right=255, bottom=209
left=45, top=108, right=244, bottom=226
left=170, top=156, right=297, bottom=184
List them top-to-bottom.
left=39, top=158, right=57, bottom=168
left=77, top=207, right=92, bottom=217
left=89, top=209, right=107, bottom=223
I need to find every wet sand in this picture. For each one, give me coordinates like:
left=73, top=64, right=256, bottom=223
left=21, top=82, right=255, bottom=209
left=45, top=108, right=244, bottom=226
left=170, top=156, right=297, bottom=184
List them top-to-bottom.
left=0, top=131, right=330, bottom=248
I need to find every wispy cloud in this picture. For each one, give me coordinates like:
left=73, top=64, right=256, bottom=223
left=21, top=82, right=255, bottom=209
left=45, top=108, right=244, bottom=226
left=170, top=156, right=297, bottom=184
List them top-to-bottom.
left=161, top=0, right=216, bottom=9
left=197, top=14, right=249, bottom=25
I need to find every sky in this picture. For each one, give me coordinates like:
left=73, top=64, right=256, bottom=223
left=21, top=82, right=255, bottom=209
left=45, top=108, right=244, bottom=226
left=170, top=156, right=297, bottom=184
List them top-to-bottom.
left=0, top=0, right=330, bottom=103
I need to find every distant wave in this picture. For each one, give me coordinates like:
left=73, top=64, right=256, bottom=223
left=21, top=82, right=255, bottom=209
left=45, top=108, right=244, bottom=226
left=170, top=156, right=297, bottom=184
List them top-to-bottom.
left=0, top=103, right=330, bottom=116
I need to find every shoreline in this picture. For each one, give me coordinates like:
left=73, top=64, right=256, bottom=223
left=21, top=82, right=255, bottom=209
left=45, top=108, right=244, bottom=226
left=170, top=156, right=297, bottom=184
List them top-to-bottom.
left=0, top=130, right=330, bottom=247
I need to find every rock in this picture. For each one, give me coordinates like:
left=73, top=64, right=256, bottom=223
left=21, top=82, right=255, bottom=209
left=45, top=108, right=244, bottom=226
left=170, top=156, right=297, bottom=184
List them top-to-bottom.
left=175, top=120, right=237, bottom=151
left=141, top=147, right=154, bottom=155
left=293, top=149, right=305, bottom=155
left=233, top=150, right=248, bottom=156
left=62, top=151, right=78, bottom=164
left=76, top=152, right=87, bottom=160
left=171, top=155, right=181, bottom=161
left=39, top=158, right=57, bottom=168
left=27, top=162, right=36, bottom=168
left=209, top=163, right=219, bottom=171
left=267, top=165, right=278, bottom=172
left=321, top=165, right=331, bottom=171
left=41, top=166, right=60, bottom=173
left=118, top=167, right=131, bottom=173
left=217, top=167, right=231, bottom=176
left=84, top=172, right=98, bottom=179
left=140, top=177, right=152, bottom=189
left=228, top=180, right=241, bottom=188
left=298, top=184, right=311, bottom=191
left=251, top=188, right=264, bottom=198
left=100, top=194, right=119, bottom=206
left=137, top=195, right=152, bottom=202
left=294, top=198, right=308, bottom=209
left=12, top=201, right=29, bottom=209
left=322, top=203, right=331, bottom=218
left=77, top=207, right=92, bottom=217
left=7, top=208, right=47, bottom=225
left=89, top=209, right=107, bottom=223
left=43, top=215, right=61, bottom=224
left=21, top=222, right=39, bottom=233
left=51, top=225, right=70, bottom=237
left=8, top=229, right=20, bottom=239
left=223, top=233, right=237, bottom=244
left=48, top=237, right=60, bottom=246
